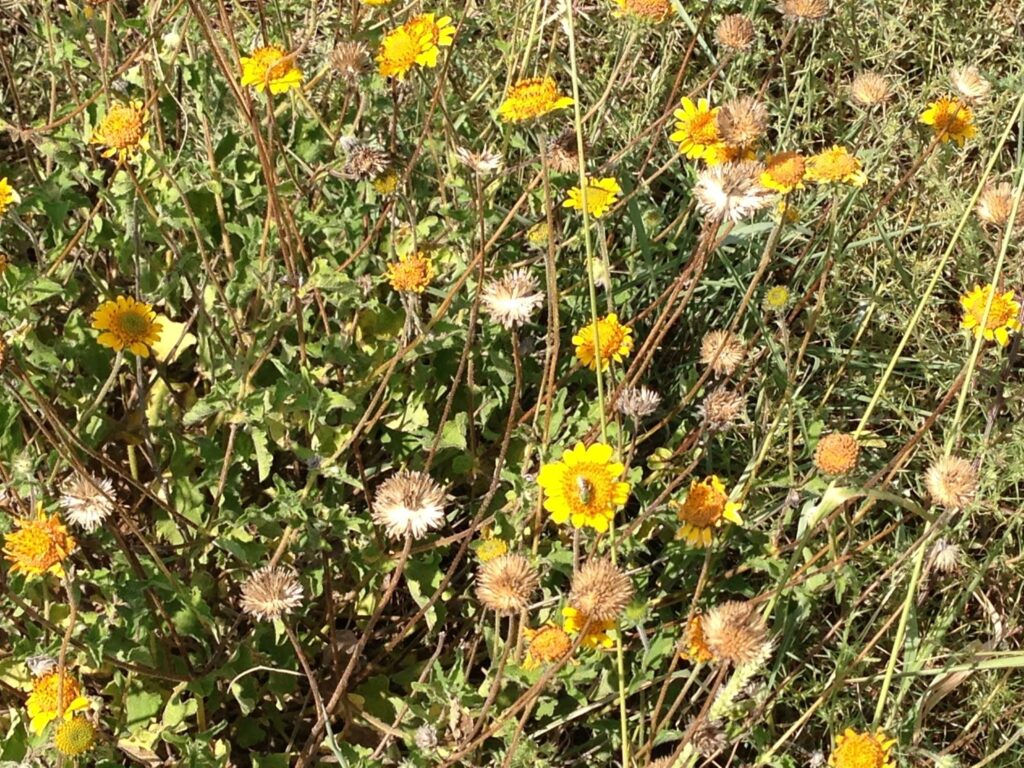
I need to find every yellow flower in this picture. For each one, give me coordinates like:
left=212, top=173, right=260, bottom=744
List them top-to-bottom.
left=360, top=0, right=392, bottom=4
left=612, top=0, right=674, bottom=22
left=376, top=13, right=455, bottom=80
left=240, top=45, right=303, bottom=94
left=498, top=76, right=574, bottom=123
left=919, top=96, right=976, bottom=146
left=669, top=97, right=729, bottom=164
left=90, top=101, right=148, bottom=162
left=805, top=146, right=867, bottom=187
left=760, top=151, right=806, bottom=193
left=373, top=170, right=399, bottom=195
left=563, top=176, right=622, bottom=218
left=0, top=177, right=21, bottom=215
left=527, top=220, right=550, bottom=248
left=386, top=251, right=435, bottom=293
left=960, top=283, right=1021, bottom=347
left=762, top=284, right=792, bottom=314
left=91, top=296, right=163, bottom=357
left=572, top=312, right=634, bottom=371
left=537, top=441, right=630, bottom=533
left=671, top=475, right=743, bottom=547
left=3, top=509, right=77, bottom=579
left=476, top=537, right=509, bottom=562
left=562, top=606, right=615, bottom=649
left=680, top=614, right=715, bottom=663
left=523, top=624, right=574, bottom=669
left=26, top=672, right=90, bottom=734
left=54, top=716, right=96, bottom=757
left=828, top=728, right=896, bottom=768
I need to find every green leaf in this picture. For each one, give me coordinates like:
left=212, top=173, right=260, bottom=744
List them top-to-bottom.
left=251, top=427, right=272, bottom=482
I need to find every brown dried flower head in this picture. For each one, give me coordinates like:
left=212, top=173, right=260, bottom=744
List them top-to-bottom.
left=777, top=0, right=830, bottom=22
left=715, top=14, right=755, bottom=51
left=331, top=41, right=370, bottom=83
left=950, top=65, right=991, bottom=101
left=850, top=71, right=892, bottom=107
left=716, top=97, right=768, bottom=148
left=546, top=128, right=580, bottom=174
left=340, top=139, right=390, bottom=181
left=694, top=161, right=770, bottom=223
left=975, top=182, right=1021, bottom=229
left=700, top=330, right=745, bottom=376
left=618, top=385, right=662, bottom=422
left=700, top=388, right=747, bottom=431
left=813, top=432, right=860, bottom=475
left=925, top=455, right=977, bottom=510
left=373, top=469, right=446, bottom=539
left=58, top=474, right=116, bottom=532
left=926, top=537, right=962, bottom=575
left=475, top=553, right=540, bottom=615
left=569, top=557, right=634, bottom=622
left=240, top=565, right=304, bottom=622
left=702, top=600, right=770, bottom=666
left=689, top=717, right=727, bottom=756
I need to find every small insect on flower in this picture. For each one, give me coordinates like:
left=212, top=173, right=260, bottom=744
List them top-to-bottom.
left=240, top=45, right=303, bottom=94
left=497, top=76, right=574, bottom=123
left=919, top=96, right=977, bottom=146
left=90, top=101, right=149, bottom=162
left=805, top=146, right=867, bottom=187
left=563, top=176, right=622, bottom=218
left=0, top=177, right=21, bottom=216
left=959, top=284, right=1021, bottom=347
left=91, top=296, right=163, bottom=357
left=572, top=313, right=634, bottom=371
left=537, top=442, right=630, bottom=533
left=372, top=469, right=447, bottom=539
left=671, top=475, right=743, bottom=547
left=239, top=565, right=304, bottom=622
left=827, top=728, right=896, bottom=768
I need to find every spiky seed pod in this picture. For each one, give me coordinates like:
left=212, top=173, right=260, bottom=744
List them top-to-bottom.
left=777, top=0, right=830, bottom=22
left=715, top=14, right=755, bottom=51
left=330, top=41, right=369, bottom=83
left=850, top=71, right=892, bottom=106
left=716, top=97, right=768, bottom=148
left=546, top=128, right=580, bottom=174
left=341, top=141, right=390, bottom=181
left=975, top=182, right=1021, bottom=229
left=700, top=330, right=746, bottom=376
left=618, top=386, right=662, bottom=422
left=700, top=388, right=747, bottom=431
left=813, top=432, right=860, bottom=475
left=924, top=455, right=977, bottom=510
left=372, top=469, right=446, bottom=539
left=58, top=474, right=116, bottom=532
left=927, top=537, right=962, bottom=575
left=475, top=553, right=539, bottom=615
left=569, top=557, right=634, bottom=623
left=239, top=566, right=304, bottom=622
left=702, top=600, right=770, bottom=666
left=688, top=717, right=727, bottom=756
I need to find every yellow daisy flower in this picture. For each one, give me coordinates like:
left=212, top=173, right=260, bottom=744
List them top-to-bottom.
left=612, top=0, right=675, bottom=23
left=376, top=13, right=455, bottom=80
left=240, top=45, right=303, bottom=95
left=497, top=76, right=574, bottom=123
left=919, top=96, right=976, bottom=146
left=669, top=97, right=729, bottom=164
left=90, top=101, right=149, bottom=162
left=804, top=146, right=867, bottom=187
left=760, top=151, right=806, bottom=193
left=372, top=170, right=399, bottom=195
left=562, top=176, right=622, bottom=218
left=0, top=177, right=21, bottom=215
left=386, top=251, right=435, bottom=293
left=960, top=283, right=1021, bottom=347
left=762, top=284, right=792, bottom=314
left=91, top=296, right=163, bottom=357
left=572, top=312, right=634, bottom=371
left=537, top=441, right=630, bottom=533
left=671, top=475, right=743, bottom=547
left=3, top=509, right=77, bottom=579
left=476, top=536, right=509, bottom=562
left=562, top=606, right=615, bottom=649
left=680, top=614, right=715, bottom=663
left=523, top=624, right=574, bottom=669
left=26, top=672, right=90, bottom=734
left=54, top=716, right=96, bottom=757
left=828, top=728, right=896, bottom=768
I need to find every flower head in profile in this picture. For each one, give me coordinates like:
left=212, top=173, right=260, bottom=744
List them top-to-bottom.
left=612, top=0, right=674, bottom=23
left=777, top=0, right=830, bottom=22
left=377, top=13, right=455, bottom=80
left=715, top=14, right=755, bottom=51
left=331, top=41, right=370, bottom=83
left=240, top=45, right=303, bottom=94
left=950, top=66, right=991, bottom=102
left=850, top=71, right=892, bottom=107
left=497, top=76, right=574, bottom=123
left=919, top=97, right=976, bottom=146
left=670, top=98, right=727, bottom=164
left=90, top=101, right=148, bottom=162
left=454, top=146, right=504, bottom=176
left=805, top=146, right=867, bottom=187
left=760, top=152, right=805, bottom=194
left=694, top=161, right=770, bottom=222
left=563, top=176, right=622, bottom=218
left=0, top=177, right=21, bottom=216
left=975, top=182, right=1021, bottom=230
left=386, top=251, right=435, bottom=293
left=481, top=269, right=544, bottom=329
left=959, top=284, right=1021, bottom=347
left=91, top=296, right=163, bottom=357
left=573, top=313, right=634, bottom=371
left=700, top=329, right=745, bottom=375
left=617, top=386, right=661, bottom=422
left=814, top=432, right=860, bottom=475
left=537, top=442, right=630, bottom=533
left=925, top=455, right=977, bottom=510
left=373, top=468, right=446, bottom=539
left=59, top=474, right=116, bottom=532
left=671, top=475, right=743, bottom=547
left=3, top=509, right=77, bottom=579
left=475, top=553, right=539, bottom=615
left=569, top=558, right=633, bottom=622
left=240, top=565, right=304, bottom=622
left=702, top=600, right=771, bottom=666
left=562, top=606, right=615, bottom=648
left=680, top=614, right=715, bottom=663
left=523, top=624, right=573, bottom=669
left=26, top=671, right=90, bottom=734
left=54, top=716, right=96, bottom=757
left=828, top=728, right=896, bottom=768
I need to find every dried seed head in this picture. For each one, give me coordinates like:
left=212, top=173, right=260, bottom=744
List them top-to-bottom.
left=777, top=0, right=830, bottom=22
left=715, top=14, right=755, bottom=51
left=330, top=41, right=370, bottom=83
left=950, top=65, right=991, bottom=102
left=850, top=71, right=892, bottom=107
left=716, top=97, right=768, bottom=148
left=546, top=128, right=581, bottom=174
left=341, top=140, right=390, bottom=181
left=454, top=145, right=504, bottom=176
left=694, top=161, right=771, bottom=223
left=975, top=182, right=1021, bottom=229
left=481, top=269, right=545, bottom=329
left=700, top=330, right=746, bottom=376
left=618, top=386, right=662, bottom=422
left=700, top=388, right=747, bottom=431
left=813, top=432, right=860, bottom=475
left=924, top=455, right=977, bottom=510
left=372, top=469, right=447, bottom=539
left=58, top=474, right=116, bottom=532
left=927, top=537, right=962, bottom=576
left=475, top=553, right=539, bottom=615
left=569, top=557, right=634, bottom=622
left=240, top=565, right=304, bottom=622
left=702, top=600, right=770, bottom=667
left=689, top=717, right=727, bottom=756
left=414, top=723, right=438, bottom=751
left=648, top=757, right=679, bottom=768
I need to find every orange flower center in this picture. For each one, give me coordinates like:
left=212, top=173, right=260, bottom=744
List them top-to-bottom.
left=621, top=0, right=673, bottom=20
left=99, top=106, right=144, bottom=149
left=765, top=153, right=805, bottom=187
left=387, top=254, right=433, bottom=292
left=676, top=482, right=727, bottom=527
left=528, top=626, right=572, bottom=662
left=30, top=673, right=82, bottom=715
left=831, top=732, right=886, bottom=768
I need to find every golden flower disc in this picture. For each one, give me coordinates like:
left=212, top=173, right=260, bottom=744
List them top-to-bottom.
left=614, top=0, right=674, bottom=22
left=240, top=45, right=304, bottom=94
left=498, top=77, right=574, bottom=123
left=919, top=96, right=977, bottom=146
left=670, top=98, right=727, bottom=163
left=91, top=102, right=147, bottom=161
left=805, top=146, right=866, bottom=187
left=760, top=152, right=805, bottom=193
left=563, top=176, right=622, bottom=218
left=386, top=251, right=435, bottom=293
left=959, top=284, right=1021, bottom=347
left=572, top=312, right=634, bottom=371
left=814, top=432, right=860, bottom=475
left=672, top=475, right=743, bottom=546
left=3, top=511, right=77, bottom=578
left=476, top=537, right=509, bottom=562
left=562, top=606, right=615, bottom=649
left=680, top=614, right=715, bottom=663
left=524, top=624, right=573, bottom=668
left=54, top=716, right=96, bottom=757
left=828, top=728, right=896, bottom=768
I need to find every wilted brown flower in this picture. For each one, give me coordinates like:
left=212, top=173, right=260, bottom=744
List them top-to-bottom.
left=777, top=0, right=830, bottom=22
left=715, top=14, right=755, bottom=51
left=331, top=41, right=370, bottom=83
left=950, top=65, right=991, bottom=101
left=850, top=71, right=892, bottom=107
left=716, top=97, right=768, bottom=148
left=546, top=128, right=580, bottom=174
left=340, top=138, right=390, bottom=181
left=455, top=146, right=504, bottom=175
left=694, top=161, right=770, bottom=223
left=975, top=182, right=1021, bottom=229
left=481, top=269, right=544, bottom=329
left=700, top=330, right=745, bottom=376
left=618, top=386, right=662, bottom=422
left=700, top=388, right=747, bottom=431
left=813, top=432, right=860, bottom=475
left=924, top=455, right=977, bottom=510
left=373, top=469, right=447, bottom=539
left=58, top=474, right=116, bottom=532
left=926, top=537, right=962, bottom=575
left=475, top=553, right=540, bottom=614
left=569, top=557, right=634, bottom=622
left=240, top=566, right=304, bottom=622
left=702, top=600, right=770, bottom=666
left=689, top=717, right=727, bottom=756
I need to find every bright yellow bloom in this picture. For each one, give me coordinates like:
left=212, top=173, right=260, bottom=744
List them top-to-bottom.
left=360, top=0, right=392, bottom=4
left=612, top=0, right=675, bottom=22
left=376, top=13, right=455, bottom=80
left=240, top=45, right=303, bottom=95
left=498, top=76, right=574, bottom=123
left=919, top=96, right=976, bottom=146
left=669, top=97, right=730, bottom=164
left=90, top=101, right=148, bottom=162
left=805, top=146, right=867, bottom=187
left=760, top=151, right=806, bottom=193
left=373, top=170, right=399, bottom=195
left=563, top=176, right=622, bottom=218
left=0, top=177, right=20, bottom=215
left=386, top=251, right=435, bottom=293
left=960, top=283, right=1021, bottom=347
left=762, top=284, right=792, bottom=313
left=91, top=296, right=163, bottom=357
left=572, top=312, right=634, bottom=371
left=537, top=442, right=630, bottom=533
left=671, top=475, right=743, bottom=547
left=3, top=510, right=77, bottom=579
left=476, top=537, right=509, bottom=562
left=562, top=606, right=615, bottom=648
left=680, top=614, right=715, bottom=663
left=523, top=624, right=573, bottom=669
left=26, top=672, right=90, bottom=734
left=54, top=716, right=96, bottom=756
left=828, top=728, right=896, bottom=768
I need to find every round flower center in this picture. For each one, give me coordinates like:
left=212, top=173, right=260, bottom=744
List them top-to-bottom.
left=621, top=0, right=672, bottom=20
left=405, top=15, right=440, bottom=46
left=510, top=80, right=559, bottom=116
left=100, top=107, right=144, bottom=149
left=688, top=112, right=719, bottom=145
left=815, top=150, right=857, bottom=180
left=765, top=153, right=805, bottom=187
left=387, top=254, right=433, bottom=292
left=765, top=286, right=790, bottom=308
left=965, top=289, right=1017, bottom=328
left=116, top=310, right=151, bottom=339
left=559, top=465, right=612, bottom=516
left=677, top=482, right=727, bottom=527
left=477, top=538, right=508, bottom=562
left=681, top=615, right=715, bottom=662
left=529, top=626, right=572, bottom=661
left=30, top=673, right=82, bottom=714
left=55, top=717, right=96, bottom=756
left=831, top=733, right=885, bottom=768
